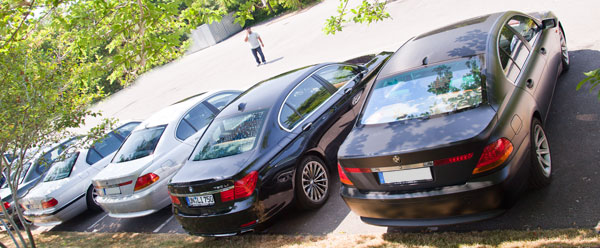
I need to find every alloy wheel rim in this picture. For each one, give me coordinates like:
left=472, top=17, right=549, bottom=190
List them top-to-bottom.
left=560, top=29, right=569, bottom=65
left=534, top=124, right=551, bottom=177
left=301, top=161, right=328, bottom=203
left=92, top=188, right=100, bottom=206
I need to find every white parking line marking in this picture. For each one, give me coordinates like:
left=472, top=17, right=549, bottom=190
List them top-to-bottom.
left=87, top=213, right=108, bottom=231
left=153, top=215, right=175, bottom=233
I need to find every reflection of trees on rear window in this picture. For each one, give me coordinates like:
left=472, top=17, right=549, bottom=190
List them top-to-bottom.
left=361, top=57, right=483, bottom=124
left=315, top=65, right=358, bottom=89
left=194, top=110, right=266, bottom=161
left=113, top=126, right=165, bottom=163
left=44, top=153, right=79, bottom=182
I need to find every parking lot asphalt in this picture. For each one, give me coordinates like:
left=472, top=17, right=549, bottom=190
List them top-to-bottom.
left=33, top=0, right=600, bottom=236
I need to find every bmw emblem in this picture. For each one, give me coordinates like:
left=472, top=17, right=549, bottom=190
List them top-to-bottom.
left=392, top=155, right=401, bottom=164
left=188, top=186, right=194, bottom=193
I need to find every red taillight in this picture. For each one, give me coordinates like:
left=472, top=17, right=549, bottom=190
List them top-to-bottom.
left=473, top=138, right=513, bottom=174
left=434, top=153, right=474, bottom=166
left=338, top=163, right=353, bottom=186
left=344, top=167, right=372, bottom=173
left=234, top=171, right=258, bottom=199
left=134, top=173, right=160, bottom=191
left=119, top=181, right=132, bottom=186
left=220, top=188, right=235, bottom=202
left=169, top=192, right=181, bottom=205
left=41, top=198, right=58, bottom=209
left=2, top=202, right=10, bottom=210
left=240, top=220, right=257, bottom=228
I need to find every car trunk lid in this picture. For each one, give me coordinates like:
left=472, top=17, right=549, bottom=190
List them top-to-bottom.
left=339, top=105, right=496, bottom=192
left=168, top=152, right=252, bottom=215
left=92, top=155, right=154, bottom=197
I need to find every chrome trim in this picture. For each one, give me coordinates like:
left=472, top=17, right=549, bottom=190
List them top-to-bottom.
left=277, top=64, right=361, bottom=132
left=370, top=161, right=434, bottom=172
left=170, top=186, right=234, bottom=197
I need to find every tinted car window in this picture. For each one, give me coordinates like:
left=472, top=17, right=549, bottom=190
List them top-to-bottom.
left=507, top=16, right=539, bottom=43
left=499, top=25, right=529, bottom=81
left=361, top=57, right=483, bottom=124
left=315, top=65, right=358, bottom=89
left=280, top=77, right=332, bottom=130
left=206, top=93, right=238, bottom=111
left=176, top=103, right=214, bottom=140
left=193, top=110, right=266, bottom=161
left=114, top=122, right=139, bottom=139
left=113, top=126, right=165, bottom=163
left=86, top=133, right=122, bottom=165
left=25, top=138, right=77, bottom=182
left=44, top=153, right=79, bottom=182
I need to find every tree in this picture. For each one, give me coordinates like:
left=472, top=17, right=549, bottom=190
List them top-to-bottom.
left=323, top=0, right=391, bottom=35
left=577, top=69, right=600, bottom=100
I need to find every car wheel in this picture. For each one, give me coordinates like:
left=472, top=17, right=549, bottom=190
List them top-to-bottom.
left=559, top=26, right=570, bottom=72
left=529, top=118, right=552, bottom=189
left=295, top=155, right=330, bottom=210
left=86, top=185, right=103, bottom=212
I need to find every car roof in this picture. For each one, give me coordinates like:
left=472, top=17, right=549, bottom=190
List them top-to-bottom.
left=377, top=12, right=504, bottom=79
left=217, top=65, right=316, bottom=118
left=136, top=90, right=224, bottom=129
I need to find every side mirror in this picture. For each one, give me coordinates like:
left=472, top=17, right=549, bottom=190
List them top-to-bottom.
left=541, top=18, right=557, bottom=29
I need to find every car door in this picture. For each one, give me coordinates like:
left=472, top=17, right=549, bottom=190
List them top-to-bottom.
left=504, top=15, right=554, bottom=119
left=312, top=65, right=363, bottom=164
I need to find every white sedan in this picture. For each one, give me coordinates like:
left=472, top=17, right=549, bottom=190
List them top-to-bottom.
left=92, top=90, right=240, bottom=218
left=20, top=121, right=140, bottom=226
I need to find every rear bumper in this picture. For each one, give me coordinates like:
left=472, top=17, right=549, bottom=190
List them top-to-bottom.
left=341, top=136, right=531, bottom=227
left=96, top=178, right=171, bottom=218
left=23, top=195, right=87, bottom=226
left=173, top=196, right=258, bottom=236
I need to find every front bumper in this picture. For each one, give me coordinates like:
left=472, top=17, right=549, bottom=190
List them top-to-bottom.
left=342, top=135, right=531, bottom=227
left=96, top=178, right=171, bottom=218
left=173, top=196, right=258, bottom=236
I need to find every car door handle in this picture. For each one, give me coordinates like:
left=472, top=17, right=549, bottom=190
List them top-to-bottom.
left=540, top=47, right=547, bottom=55
left=526, top=79, right=534, bottom=88
left=343, top=87, right=352, bottom=95
left=302, top=122, right=312, bottom=131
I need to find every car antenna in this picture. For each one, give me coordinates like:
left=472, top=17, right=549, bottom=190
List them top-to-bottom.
left=422, top=56, right=428, bottom=65
left=238, top=103, right=246, bottom=112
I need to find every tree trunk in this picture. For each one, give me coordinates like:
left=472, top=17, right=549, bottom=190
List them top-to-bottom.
left=262, top=0, right=274, bottom=13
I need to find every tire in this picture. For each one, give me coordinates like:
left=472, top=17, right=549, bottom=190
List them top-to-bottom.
left=559, top=26, right=570, bottom=72
left=529, top=118, right=552, bottom=189
left=294, top=155, right=331, bottom=210
left=86, top=185, right=103, bottom=212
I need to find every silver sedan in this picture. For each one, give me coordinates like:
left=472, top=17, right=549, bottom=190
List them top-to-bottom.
left=92, top=90, right=240, bottom=218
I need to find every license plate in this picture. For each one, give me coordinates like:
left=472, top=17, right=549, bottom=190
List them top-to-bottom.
left=379, top=167, right=433, bottom=184
left=103, top=187, right=121, bottom=195
left=186, top=195, right=215, bottom=207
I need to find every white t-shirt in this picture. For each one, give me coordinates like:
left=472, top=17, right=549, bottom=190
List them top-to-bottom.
left=247, top=32, right=261, bottom=49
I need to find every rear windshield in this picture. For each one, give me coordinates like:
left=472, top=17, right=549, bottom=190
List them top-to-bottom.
left=361, top=57, right=483, bottom=124
left=193, top=110, right=266, bottom=161
left=113, top=126, right=165, bottom=163
left=44, top=153, right=79, bottom=182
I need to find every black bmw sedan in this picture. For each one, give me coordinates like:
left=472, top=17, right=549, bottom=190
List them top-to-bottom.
left=337, top=11, right=568, bottom=227
left=167, top=53, right=390, bottom=236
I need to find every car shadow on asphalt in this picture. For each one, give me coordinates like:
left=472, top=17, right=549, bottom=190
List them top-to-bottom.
left=387, top=49, right=600, bottom=234
left=260, top=176, right=352, bottom=235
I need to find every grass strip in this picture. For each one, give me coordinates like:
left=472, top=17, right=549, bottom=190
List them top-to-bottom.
left=1, top=228, right=598, bottom=248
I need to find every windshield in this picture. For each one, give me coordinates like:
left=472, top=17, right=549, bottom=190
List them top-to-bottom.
left=361, top=57, right=484, bottom=124
left=193, top=110, right=266, bottom=161
left=112, top=126, right=165, bottom=163
left=44, top=153, right=79, bottom=182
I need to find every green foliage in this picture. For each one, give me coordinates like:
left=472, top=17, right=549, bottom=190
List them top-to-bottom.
left=324, top=0, right=391, bottom=35
left=577, top=69, right=600, bottom=100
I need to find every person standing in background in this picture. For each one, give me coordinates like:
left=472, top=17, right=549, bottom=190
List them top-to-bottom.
left=244, top=27, right=266, bottom=66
